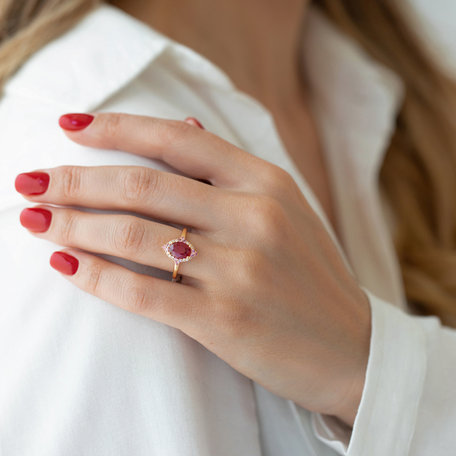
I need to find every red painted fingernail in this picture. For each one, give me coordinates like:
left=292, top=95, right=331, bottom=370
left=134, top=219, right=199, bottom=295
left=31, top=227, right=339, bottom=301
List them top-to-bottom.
left=59, top=113, right=94, bottom=131
left=184, top=117, right=205, bottom=130
left=15, top=172, right=50, bottom=196
left=20, top=207, right=52, bottom=232
left=50, top=252, right=79, bottom=275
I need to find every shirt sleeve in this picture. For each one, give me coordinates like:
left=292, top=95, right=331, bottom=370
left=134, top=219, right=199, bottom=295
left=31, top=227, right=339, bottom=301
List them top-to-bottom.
left=308, top=285, right=456, bottom=455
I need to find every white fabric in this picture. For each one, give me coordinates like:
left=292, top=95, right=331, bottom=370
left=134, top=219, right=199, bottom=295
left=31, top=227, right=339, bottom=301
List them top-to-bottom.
left=406, top=0, right=456, bottom=75
left=0, top=3, right=455, bottom=455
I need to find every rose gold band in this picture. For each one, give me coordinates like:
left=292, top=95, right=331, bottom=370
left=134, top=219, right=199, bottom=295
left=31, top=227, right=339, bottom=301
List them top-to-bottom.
left=162, top=227, right=197, bottom=283
left=172, top=227, right=187, bottom=281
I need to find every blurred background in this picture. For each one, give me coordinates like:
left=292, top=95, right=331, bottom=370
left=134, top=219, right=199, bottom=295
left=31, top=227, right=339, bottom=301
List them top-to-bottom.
left=408, top=0, right=456, bottom=75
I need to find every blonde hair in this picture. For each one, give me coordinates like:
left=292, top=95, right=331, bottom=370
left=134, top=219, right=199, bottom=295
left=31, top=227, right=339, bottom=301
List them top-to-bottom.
left=0, top=0, right=100, bottom=87
left=2, top=1, right=456, bottom=326
left=316, top=1, right=456, bottom=327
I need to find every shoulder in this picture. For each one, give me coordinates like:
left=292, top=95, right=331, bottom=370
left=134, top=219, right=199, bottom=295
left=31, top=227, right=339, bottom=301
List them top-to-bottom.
left=0, top=3, right=171, bottom=175
left=0, top=4, right=245, bottom=205
left=1, top=4, right=169, bottom=113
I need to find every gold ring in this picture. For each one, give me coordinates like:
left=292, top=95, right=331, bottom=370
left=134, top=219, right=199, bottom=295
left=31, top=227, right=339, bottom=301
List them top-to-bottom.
left=162, top=227, right=198, bottom=282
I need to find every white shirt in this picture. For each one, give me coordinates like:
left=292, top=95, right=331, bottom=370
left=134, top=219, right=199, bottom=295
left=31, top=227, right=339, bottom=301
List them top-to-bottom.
left=1, top=4, right=455, bottom=455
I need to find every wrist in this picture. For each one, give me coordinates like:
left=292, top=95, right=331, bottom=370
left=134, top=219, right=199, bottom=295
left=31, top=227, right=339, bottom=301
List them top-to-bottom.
left=332, top=289, right=371, bottom=427
left=333, top=362, right=367, bottom=427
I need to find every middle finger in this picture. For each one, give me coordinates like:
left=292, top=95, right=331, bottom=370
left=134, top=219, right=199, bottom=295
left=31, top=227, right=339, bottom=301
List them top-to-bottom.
left=15, top=165, right=233, bottom=231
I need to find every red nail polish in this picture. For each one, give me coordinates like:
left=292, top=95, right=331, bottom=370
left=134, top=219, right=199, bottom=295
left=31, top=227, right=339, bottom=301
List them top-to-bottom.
left=59, top=113, right=94, bottom=131
left=184, top=117, right=205, bottom=130
left=15, top=172, right=50, bottom=195
left=20, top=207, right=52, bottom=232
left=50, top=252, right=79, bottom=275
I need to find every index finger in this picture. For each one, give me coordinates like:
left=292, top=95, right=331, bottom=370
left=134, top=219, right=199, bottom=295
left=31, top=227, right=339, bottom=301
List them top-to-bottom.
left=58, top=112, right=267, bottom=190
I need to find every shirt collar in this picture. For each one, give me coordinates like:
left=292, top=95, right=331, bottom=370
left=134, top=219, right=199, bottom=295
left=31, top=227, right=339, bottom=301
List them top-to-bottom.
left=4, top=3, right=404, bottom=176
left=3, top=4, right=167, bottom=111
left=301, top=8, right=405, bottom=178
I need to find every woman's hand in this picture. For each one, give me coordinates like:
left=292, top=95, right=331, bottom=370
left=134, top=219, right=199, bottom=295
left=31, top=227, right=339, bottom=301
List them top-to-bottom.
left=15, top=113, right=371, bottom=427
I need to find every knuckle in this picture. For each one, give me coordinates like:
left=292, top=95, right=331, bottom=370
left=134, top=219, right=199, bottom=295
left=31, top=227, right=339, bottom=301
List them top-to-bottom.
left=101, top=113, right=122, bottom=143
left=158, top=120, right=194, bottom=147
left=260, top=164, right=296, bottom=196
left=264, top=164, right=294, bottom=185
left=59, top=166, right=83, bottom=199
left=121, top=167, right=156, bottom=203
left=244, top=195, right=286, bottom=240
left=58, top=211, right=78, bottom=245
left=113, top=219, right=146, bottom=254
left=221, top=248, right=264, bottom=291
left=237, top=249, right=265, bottom=283
left=84, top=261, right=103, bottom=295
left=125, top=283, right=152, bottom=314
left=215, top=298, right=252, bottom=337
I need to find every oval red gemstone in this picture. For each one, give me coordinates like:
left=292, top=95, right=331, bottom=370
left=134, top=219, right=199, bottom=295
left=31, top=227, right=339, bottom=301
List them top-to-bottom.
left=169, top=241, right=192, bottom=260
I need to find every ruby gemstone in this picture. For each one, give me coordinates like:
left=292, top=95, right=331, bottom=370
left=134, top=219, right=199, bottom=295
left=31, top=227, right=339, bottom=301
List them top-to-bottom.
left=169, top=241, right=192, bottom=260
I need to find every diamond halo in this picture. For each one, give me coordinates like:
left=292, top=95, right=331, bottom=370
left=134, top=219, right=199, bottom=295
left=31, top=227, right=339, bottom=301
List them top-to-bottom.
left=162, top=236, right=198, bottom=264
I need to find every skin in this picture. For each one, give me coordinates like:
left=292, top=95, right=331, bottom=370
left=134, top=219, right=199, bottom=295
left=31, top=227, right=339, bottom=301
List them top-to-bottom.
left=110, top=0, right=338, bottom=234
left=110, top=0, right=308, bottom=107
left=16, top=113, right=371, bottom=427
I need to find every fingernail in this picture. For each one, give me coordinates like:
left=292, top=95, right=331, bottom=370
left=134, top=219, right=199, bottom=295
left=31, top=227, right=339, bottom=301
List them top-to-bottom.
left=59, top=113, right=94, bottom=131
left=184, top=117, right=205, bottom=130
left=15, top=172, right=50, bottom=195
left=20, top=207, right=52, bottom=232
left=50, top=252, right=79, bottom=275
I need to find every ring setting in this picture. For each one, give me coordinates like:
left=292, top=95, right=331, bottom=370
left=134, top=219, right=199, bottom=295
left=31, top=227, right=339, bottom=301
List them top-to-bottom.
left=162, top=227, right=197, bottom=282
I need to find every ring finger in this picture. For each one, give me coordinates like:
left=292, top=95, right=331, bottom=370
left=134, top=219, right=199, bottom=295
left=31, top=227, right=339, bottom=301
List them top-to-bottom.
left=19, top=205, right=224, bottom=282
